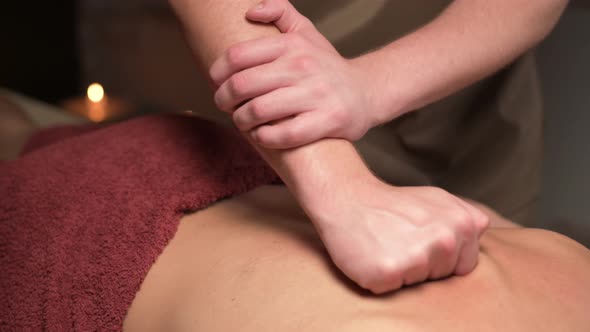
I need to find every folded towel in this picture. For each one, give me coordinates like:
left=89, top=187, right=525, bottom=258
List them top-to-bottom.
left=0, top=114, right=278, bottom=331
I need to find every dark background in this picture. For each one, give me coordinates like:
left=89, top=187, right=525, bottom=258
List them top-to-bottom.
left=0, top=2, right=81, bottom=103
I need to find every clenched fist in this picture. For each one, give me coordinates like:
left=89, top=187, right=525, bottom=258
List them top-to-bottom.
left=307, top=176, right=490, bottom=294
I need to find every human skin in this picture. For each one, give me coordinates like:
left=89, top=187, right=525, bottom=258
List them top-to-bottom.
left=169, top=0, right=488, bottom=294
left=213, top=0, right=568, bottom=148
left=124, top=185, right=590, bottom=332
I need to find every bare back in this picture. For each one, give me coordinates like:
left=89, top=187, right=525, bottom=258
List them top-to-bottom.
left=125, top=186, right=590, bottom=331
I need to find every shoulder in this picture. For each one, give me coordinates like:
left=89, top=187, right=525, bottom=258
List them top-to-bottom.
left=485, top=228, right=590, bottom=306
left=499, top=228, right=590, bottom=260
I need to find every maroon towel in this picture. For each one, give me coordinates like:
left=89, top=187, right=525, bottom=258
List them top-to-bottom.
left=0, top=114, right=278, bottom=331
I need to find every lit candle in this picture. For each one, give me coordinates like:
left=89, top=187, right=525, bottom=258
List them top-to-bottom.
left=61, top=83, right=135, bottom=123
left=86, top=83, right=107, bottom=122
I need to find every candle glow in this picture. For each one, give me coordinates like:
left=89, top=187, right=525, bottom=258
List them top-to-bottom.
left=61, top=82, right=133, bottom=123
left=87, top=83, right=105, bottom=103
left=87, top=83, right=106, bottom=122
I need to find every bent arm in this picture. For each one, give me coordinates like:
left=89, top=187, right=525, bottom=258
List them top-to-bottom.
left=168, top=0, right=372, bottom=215
left=168, top=0, right=491, bottom=294
left=358, top=0, right=568, bottom=123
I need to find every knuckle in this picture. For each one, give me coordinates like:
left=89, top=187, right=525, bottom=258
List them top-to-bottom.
left=226, top=45, right=244, bottom=68
left=292, top=55, right=318, bottom=72
left=228, top=74, right=248, bottom=97
left=312, top=81, right=331, bottom=98
left=249, top=100, right=266, bottom=122
left=330, top=106, right=356, bottom=136
left=329, top=107, right=348, bottom=125
left=255, top=127, right=273, bottom=146
left=412, top=206, right=430, bottom=224
left=470, top=207, right=490, bottom=231
left=453, top=209, right=472, bottom=225
left=453, top=213, right=476, bottom=237
left=478, top=214, right=491, bottom=231
left=434, top=227, right=458, bottom=255
left=404, top=246, right=429, bottom=271
left=411, top=251, right=430, bottom=268
left=375, top=259, right=400, bottom=280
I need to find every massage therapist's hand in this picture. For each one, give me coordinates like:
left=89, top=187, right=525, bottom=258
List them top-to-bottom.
left=210, top=0, right=377, bottom=149
left=308, top=176, right=490, bottom=294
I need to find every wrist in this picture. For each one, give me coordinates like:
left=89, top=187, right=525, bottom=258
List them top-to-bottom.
left=350, top=52, right=416, bottom=126
left=266, top=139, right=375, bottom=216
left=304, top=169, right=387, bottom=231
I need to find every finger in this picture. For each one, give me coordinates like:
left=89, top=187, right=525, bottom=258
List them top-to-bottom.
left=246, top=0, right=315, bottom=33
left=209, top=36, right=285, bottom=86
left=214, top=61, right=294, bottom=112
left=233, top=87, right=312, bottom=131
left=251, top=109, right=335, bottom=149
left=454, top=197, right=490, bottom=238
left=451, top=198, right=481, bottom=275
left=472, top=206, right=491, bottom=236
left=425, top=226, right=460, bottom=280
left=453, top=234, right=480, bottom=276
left=401, top=251, right=430, bottom=286
left=366, top=260, right=404, bottom=295
left=370, top=272, right=403, bottom=295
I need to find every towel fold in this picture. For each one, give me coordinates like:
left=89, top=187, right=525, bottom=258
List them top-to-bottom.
left=0, top=114, right=278, bottom=331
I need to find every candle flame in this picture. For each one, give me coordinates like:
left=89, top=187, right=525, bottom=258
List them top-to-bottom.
left=87, top=83, right=104, bottom=103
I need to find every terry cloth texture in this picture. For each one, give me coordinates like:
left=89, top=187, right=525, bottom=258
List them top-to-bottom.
left=0, top=114, right=279, bottom=331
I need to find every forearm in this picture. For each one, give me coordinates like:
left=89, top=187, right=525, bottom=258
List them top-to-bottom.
left=169, top=0, right=372, bottom=211
left=358, top=0, right=568, bottom=123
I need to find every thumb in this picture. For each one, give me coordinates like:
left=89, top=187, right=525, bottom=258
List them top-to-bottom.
left=246, top=0, right=315, bottom=34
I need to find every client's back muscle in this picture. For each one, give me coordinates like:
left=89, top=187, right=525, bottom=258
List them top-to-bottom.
left=125, top=186, right=590, bottom=332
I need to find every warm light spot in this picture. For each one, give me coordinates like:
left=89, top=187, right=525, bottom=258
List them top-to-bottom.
left=87, top=83, right=105, bottom=103
left=88, top=108, right=106, bottom=122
